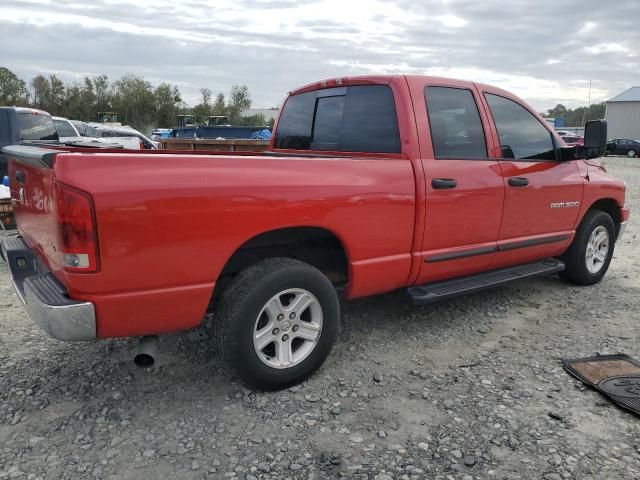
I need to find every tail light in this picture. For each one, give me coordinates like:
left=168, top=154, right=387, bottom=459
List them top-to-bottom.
left=54, top=182, right=100, bottom=272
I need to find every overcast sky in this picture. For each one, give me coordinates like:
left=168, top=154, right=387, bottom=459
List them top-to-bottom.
left=1, top=0, right=638, bottom=110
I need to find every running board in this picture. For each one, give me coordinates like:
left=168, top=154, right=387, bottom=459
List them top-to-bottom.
left=407, top=258, right=565, bottom=305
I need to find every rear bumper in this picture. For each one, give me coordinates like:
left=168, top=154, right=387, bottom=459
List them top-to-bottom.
left=0, top=235, right=96, bottom=341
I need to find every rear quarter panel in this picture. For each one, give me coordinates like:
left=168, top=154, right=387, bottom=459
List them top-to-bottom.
left=51, top=152, right=416, bottom=337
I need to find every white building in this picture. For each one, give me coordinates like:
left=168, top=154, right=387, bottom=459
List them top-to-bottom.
left=605, top=87, right=640, bottom=140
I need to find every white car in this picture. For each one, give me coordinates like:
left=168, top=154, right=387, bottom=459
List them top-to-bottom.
left=53, top=117, right=142, bottom=150
left=84, top=123, right=159, bottom=149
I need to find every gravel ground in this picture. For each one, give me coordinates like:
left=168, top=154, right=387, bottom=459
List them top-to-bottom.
left=1, top=157, right=639, bottom=480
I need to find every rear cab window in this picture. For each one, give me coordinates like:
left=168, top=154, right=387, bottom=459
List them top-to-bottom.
left=274, top=85, right=400, bottom=154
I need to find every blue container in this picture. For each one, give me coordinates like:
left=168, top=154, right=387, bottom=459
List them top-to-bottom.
left=2, top=176, right=8, bottom=187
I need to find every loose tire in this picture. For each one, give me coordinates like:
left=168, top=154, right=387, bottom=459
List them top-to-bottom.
left=559, top=210, right=616, bottom=285
left=214, top=258, right=339, bottom=390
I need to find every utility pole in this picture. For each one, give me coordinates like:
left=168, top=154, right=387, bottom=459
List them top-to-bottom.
left=587, top=79, right=592, bottom=120
left=581, top=80, right=592, bottom=129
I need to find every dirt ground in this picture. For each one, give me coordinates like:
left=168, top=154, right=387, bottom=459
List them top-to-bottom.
left=0, top=157, right=639, bottom=480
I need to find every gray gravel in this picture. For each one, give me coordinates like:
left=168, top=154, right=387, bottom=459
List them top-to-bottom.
left=1, top=157, right=639, bottom=480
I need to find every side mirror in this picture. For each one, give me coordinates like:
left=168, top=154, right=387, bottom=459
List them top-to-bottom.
left=580, top=119, right=607, bottom=159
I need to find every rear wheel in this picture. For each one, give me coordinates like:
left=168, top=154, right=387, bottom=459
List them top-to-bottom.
left=627, top=149, right=637, bottom=158
left=559, top=210, right=616, bottom=285
left=214, top=258, right=339, bottom=390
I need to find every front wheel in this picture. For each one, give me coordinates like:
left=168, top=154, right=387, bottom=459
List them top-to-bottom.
left=627, top=149, right=637, bottom=158
left=559, top=210, right=616, bottom=285
left=214, top=258, right=340, bottom=390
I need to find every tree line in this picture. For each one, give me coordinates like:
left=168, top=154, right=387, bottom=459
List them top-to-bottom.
left=0, top=66, right=272, bottom=132
left=542, top=102, right=606, bottom=128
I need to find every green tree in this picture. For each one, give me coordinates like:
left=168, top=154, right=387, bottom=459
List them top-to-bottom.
left=0, top=67, right=27, bottom=105
left=4, top=68, right=264, bottom=130
left=47, top=74, right=65, bottom=113
left=111, top=74, right=155, bottom=131
left=30, top=75, right=49, bottom=110
left=93, top=75, right=111, bottom=116
left=78, top=77, right=97, bottom=120
left=154, top=82, right=182, bottom=127
left=62, top=83, right=84, bottom=119
left=226, top=85, right=251, bottom=123
left=192, top=88, right=213, bottom=123
left=212, top=93, right=226, bottom=115
left=544, top=102, right=606, bottom=127
left=545, top=104, right=568, bottom=118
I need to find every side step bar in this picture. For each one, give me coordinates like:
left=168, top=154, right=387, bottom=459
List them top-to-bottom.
left=407, top=258, right=565, bottom=305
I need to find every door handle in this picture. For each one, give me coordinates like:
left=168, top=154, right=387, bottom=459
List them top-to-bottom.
left=508, top=177, right=529, bottom=187
left=431, top=178, right=457, bottom=189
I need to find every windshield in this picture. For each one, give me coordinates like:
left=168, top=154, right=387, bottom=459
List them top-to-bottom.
left=18, top=112, right=59, bottom=141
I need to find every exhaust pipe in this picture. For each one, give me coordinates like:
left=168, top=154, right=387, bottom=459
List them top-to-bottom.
left=134, top=335, right=158, bottom=368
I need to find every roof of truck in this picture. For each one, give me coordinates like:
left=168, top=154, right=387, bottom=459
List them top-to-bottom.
left=288, top=74, right=509, bottom=97
left=11, top=107, right=52, bottom=116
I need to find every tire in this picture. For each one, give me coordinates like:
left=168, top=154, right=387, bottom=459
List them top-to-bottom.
left=627, top=149, right=637, bottom=158
left=559, top=210, right=616, bottom=285
left=214, top=258, right=340, bottom=390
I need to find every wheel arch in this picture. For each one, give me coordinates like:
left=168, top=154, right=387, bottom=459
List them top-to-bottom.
left=584, top=198, right=622, bottom=235
left=211, top=226, right=350, bottom=303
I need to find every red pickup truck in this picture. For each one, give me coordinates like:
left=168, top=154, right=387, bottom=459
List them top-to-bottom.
left=1, top=75, right=629, bottom=390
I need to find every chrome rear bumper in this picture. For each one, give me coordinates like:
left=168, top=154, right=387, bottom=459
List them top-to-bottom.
left=1, top=236, right=96, bottom=341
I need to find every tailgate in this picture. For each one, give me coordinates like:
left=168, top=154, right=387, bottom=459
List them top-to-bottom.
left=3, top=145, right=63, bottom=274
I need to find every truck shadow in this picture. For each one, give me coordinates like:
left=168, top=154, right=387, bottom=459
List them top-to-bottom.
left=2, top=270, right=628, bottom=426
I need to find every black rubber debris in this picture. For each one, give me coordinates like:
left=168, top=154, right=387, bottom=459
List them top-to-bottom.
left=563, top=354, right=640, bottom=416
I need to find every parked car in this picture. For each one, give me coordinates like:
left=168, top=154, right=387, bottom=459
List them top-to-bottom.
left=0, top=75, right=628, bottom=390
left=54, top=116, right=142, bottom=150
left=69, top=119, right=91, bottom=136
left=85, top=123, right=158, bottom=149
left=151, top=128, right=172, bottom=142
left=562, top=135, right=584, bottom=146
left=605, top=138, right=640, bottom=157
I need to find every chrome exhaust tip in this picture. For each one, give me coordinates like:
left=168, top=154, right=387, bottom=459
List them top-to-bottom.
left=134, top=335, right=158, bottom=368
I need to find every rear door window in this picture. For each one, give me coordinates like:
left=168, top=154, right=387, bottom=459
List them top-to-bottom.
left=274, top=85, right=400, bottom=153
left=424, top=86, right=487, bottom=159
left=485, top=94, right=555, bottom=160
left=18, top=113, right=58, bottom=141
